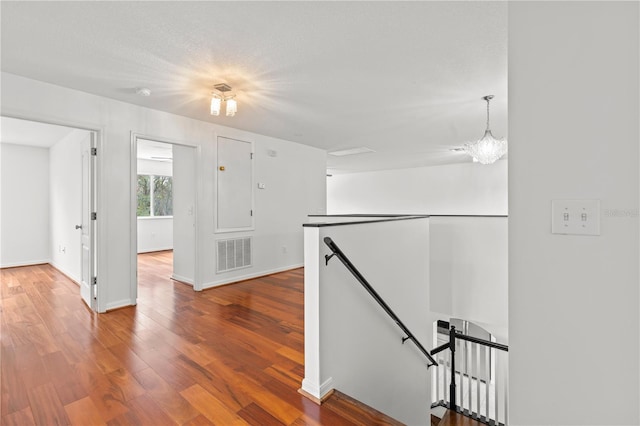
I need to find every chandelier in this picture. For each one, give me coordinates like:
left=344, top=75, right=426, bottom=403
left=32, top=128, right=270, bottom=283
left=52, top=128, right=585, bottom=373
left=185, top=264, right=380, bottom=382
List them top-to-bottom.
left=210, top=83, right=238, bottom=117
left=462, top=95, right=507, bottom=164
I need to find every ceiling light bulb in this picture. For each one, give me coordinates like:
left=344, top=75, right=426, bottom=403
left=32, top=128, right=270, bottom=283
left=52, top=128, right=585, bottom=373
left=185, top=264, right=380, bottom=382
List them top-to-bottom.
left=210, top=95, right=221, bottom=116
left=226, top=98, right=237, bottom=117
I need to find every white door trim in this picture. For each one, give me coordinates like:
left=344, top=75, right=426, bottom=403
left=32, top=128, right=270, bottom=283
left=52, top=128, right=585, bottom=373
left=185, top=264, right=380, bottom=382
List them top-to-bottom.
left=130, top=132, right=202, bottom=299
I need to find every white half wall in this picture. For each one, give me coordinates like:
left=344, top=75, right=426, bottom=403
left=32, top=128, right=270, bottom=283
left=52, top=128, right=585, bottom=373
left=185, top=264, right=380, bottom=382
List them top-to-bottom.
left=509, top=2, right=639, bottom=425
left=49, top=129, right=88, bottom=282
left=0, top=143, right=50, bottom=267
left=327, top=160, right=507, bottom=215
left=303, top=217, right=431, bottom=425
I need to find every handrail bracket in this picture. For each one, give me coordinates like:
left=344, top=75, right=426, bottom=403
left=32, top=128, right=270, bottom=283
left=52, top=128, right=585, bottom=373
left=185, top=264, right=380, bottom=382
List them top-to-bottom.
left=324, top=253, right=336, bottom=265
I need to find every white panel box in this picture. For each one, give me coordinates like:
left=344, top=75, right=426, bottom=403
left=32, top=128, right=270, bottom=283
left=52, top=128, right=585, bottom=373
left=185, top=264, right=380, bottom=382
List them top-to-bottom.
left=551, top=199, right=600, bottom=236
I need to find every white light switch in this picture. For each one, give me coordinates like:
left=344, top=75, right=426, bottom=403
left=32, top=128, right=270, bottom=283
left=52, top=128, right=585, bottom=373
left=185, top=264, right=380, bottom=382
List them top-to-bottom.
left=257, top=182, right=266, bottom=189
left=551, top=199, right=600, bottom=235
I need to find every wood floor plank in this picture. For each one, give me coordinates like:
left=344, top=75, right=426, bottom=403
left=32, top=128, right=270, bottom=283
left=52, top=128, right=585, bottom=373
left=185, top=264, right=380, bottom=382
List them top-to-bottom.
left=1, top=253, right=404, bottom=426
left=107, top=342, right=150, bottom=374
left=1, top=345, right=30, bottom=414
left=43, top=351, right=88, bottom=406
left=74, top=361, right=131, bottom=422
left=132, top=367, right=200, bottom=425
left=27, top=383, right=70, bottom=426
left=180, top=384, right=249, bottom=426
left=323, top=391, right=404, bottom=426
left=106, top=394, right=175, bottom=426
left=64, top=396, right=107, bottom=426
left=237, top=402, right=286, bottom=426
left=0, top=406, right=36, bottom=426
left=437, top=409, right=487, bottom=426
left=182, top=414, right=216, bottom=426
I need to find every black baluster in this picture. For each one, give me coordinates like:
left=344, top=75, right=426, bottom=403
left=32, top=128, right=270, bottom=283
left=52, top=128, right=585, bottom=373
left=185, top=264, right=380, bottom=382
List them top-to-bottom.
left=449, top=326, right=457, bottom=410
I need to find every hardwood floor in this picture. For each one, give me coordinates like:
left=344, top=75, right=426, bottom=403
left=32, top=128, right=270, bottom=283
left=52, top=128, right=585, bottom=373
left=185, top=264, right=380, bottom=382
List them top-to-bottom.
left=1, top=251, right=402, bottom=425
left=435, top=410, right=486, bottom=426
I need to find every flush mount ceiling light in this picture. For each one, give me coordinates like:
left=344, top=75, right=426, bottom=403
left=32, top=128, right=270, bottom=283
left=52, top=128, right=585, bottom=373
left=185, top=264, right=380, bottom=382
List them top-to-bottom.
left=210, top=83, right=238, bottom=117
left=462, top=95, right=507, bottom=164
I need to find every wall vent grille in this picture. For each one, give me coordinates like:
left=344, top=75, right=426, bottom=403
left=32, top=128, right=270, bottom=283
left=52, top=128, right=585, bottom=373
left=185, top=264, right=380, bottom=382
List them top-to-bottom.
left=217, top=237, right=252, bottom=273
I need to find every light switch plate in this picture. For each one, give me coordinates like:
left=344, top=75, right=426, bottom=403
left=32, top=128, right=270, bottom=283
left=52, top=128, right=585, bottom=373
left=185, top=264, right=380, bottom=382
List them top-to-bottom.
left=551, top=199, right=600, bottom=235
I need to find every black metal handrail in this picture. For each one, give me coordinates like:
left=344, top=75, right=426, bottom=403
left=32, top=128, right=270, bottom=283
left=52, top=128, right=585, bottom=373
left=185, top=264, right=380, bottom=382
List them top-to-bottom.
left=323, top=237, right=438, bottom=368
left=430, top=325, right=508, bottom=419
left=456, top=332, right=508, bottom=352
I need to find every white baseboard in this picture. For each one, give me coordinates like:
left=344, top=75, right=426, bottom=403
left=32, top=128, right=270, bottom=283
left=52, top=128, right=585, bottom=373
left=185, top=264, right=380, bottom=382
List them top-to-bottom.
left=138, top=246, right=173, bottom=254
left=0, top=258, right=50, bottom=269
left=49, top=261, right=80, bottom=285
left=201, top=263, right=303, bottom=290
left=171, top=274, right=194, bottom=285
left=105, top=299, right=136, bottom=311
left=301, top=377, right=334, bottom=401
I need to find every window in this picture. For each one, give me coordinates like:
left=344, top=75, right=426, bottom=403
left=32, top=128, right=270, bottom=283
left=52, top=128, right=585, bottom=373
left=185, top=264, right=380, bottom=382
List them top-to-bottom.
left=137, top=175, right=173, bottom=217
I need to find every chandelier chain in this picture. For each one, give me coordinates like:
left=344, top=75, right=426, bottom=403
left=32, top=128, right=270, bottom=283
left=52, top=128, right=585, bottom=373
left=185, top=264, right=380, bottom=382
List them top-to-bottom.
left=486, top=96, right=491, bottom=131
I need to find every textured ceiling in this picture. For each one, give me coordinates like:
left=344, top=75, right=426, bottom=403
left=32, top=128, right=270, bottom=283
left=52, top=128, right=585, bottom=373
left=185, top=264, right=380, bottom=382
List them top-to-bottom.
left=1, top=1, right=507, bottom=173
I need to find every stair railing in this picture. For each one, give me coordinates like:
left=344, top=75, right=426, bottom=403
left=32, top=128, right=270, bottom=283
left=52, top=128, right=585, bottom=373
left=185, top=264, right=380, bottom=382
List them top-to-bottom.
left=323, top=236, right=438, bottom=368
left=431, top=325, right=509, bottom=426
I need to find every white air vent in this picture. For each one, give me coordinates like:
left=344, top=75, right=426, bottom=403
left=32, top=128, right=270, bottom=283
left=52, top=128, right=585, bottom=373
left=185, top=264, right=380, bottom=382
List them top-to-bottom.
left=217, top=237, right=252, bottom=273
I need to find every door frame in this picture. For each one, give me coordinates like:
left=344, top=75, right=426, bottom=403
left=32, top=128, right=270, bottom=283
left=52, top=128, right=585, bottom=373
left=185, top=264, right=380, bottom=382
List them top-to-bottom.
left=1, top=113, right=105, bottom=312
left=130, top=132, right=202, bottom=298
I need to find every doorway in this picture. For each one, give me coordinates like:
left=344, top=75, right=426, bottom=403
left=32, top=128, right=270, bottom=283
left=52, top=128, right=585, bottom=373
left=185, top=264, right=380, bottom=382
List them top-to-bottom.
left=0, top=116, right=100, bottom=310
left=130, top=135, right=199, bottom=303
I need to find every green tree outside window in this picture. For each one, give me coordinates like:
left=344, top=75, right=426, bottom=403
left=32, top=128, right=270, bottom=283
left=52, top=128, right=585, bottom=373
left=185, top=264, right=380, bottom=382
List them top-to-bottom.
left=137, top=174, right=172, bottom=217
left=137, top=175, right=150, bottom=216
left=153, top=175, right=173, bottom=216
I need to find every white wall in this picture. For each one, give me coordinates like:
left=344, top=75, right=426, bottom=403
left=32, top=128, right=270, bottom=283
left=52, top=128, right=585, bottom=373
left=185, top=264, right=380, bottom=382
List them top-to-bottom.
left=509, top=3, right=639, bottom=425
left=1, top=72, right=327, bottom=311
left=49, top=129, right=88, bottom=282
left=205, top=136, right=327, bottom=287
left=0, top=143, right=50, bottom=267
left=137, top=158, right=173, bottom=253
left=327, top=160, right=507, bottom=215
left=430, top=216, right=508, bottom=342
left=303, top=217, right=431, bottom=425
left=137, top=218, right=173, bottom=253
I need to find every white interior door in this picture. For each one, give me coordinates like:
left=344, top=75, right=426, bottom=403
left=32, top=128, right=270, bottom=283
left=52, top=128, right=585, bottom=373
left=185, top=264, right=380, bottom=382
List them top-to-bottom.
left=80, top=134, right=95, bottom=309
left=217, top=137, right=253, bottom=231
left=172, top=144, right=197, bottom=284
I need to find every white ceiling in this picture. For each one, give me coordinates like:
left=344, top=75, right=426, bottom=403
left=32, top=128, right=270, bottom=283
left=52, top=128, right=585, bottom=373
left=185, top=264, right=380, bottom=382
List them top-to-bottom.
left=0, top=1, right=507, bottom=173
left=0, top=116, right=76, bottom=148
